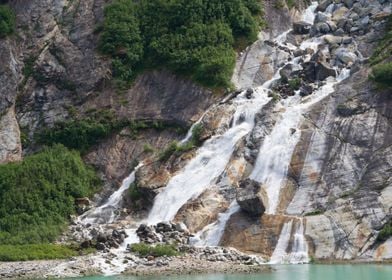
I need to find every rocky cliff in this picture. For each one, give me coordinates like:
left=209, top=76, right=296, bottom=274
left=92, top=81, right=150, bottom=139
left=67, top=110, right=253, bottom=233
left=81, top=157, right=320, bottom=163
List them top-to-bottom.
left=0, top=0, right=391, bottom=269
left=0, top=0, right=218, bottom=195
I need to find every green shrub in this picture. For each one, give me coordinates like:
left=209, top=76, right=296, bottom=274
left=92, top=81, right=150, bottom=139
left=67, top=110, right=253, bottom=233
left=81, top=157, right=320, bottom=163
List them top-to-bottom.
left=99, top=0, right=263, bottom=88
left=286, top=0, right=295, bottom=9
left=0, top=4, right=15, bottom=38
left=371, top=62, right=392, bottom=88
left=288, top=78, right=301, bottom=90
left=35, top=111, right=126, bottom=154
left=158, top=124, right=205, bottom=161
left=159, top=141, right=180, bottom=162
left=0, top=145, right=99, bottom=245
left=129, top=183, right=142, bottom=201
left=304, top=209, right=324, bottom=216
left=378, top=221, right=392, bottom=242
left=130, top=243, right=179, bottom=257
left=0, top=244, right=78, bottom=261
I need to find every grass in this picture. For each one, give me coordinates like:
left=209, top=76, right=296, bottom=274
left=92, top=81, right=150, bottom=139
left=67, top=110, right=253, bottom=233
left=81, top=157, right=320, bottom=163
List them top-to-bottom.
left=130, top=243, right=179, bottom=257
left=0, top=244, right=78, bottom=261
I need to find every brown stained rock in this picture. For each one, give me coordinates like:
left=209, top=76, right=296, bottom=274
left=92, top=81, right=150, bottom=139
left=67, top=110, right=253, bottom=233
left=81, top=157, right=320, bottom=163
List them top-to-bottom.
left=236, top=179, right=268, bottom=216
left=174, top=187, right=229, bottom=233
left=220, top=213, right=294, bottom=258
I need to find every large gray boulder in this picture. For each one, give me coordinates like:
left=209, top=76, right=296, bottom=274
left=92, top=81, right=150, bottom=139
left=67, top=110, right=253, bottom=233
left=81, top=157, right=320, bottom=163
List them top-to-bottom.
left=293, top=21, right=312, bottom=34
left=236, top=179, right=268, bottom=216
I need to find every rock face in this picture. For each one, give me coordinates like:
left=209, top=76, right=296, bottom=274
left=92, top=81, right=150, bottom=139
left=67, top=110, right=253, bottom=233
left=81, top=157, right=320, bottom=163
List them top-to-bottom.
left=0, top=0, right=218, bottom=196
left=236, top=179, right=268, bottom=216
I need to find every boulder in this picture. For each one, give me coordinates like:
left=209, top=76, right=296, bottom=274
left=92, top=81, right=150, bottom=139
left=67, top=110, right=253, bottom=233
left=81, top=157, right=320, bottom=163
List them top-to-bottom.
left=316, top=0, right=333, bottom=12
left=343, top=0, right=354, bottom=8
left=293, top=21, right=312, bottom=35
left=335, top=48, right=357, bottom=65
left=303, top=61, right=336, bottom=82
left=279, top=64, right=294, bottom=82
left=300, top=84, right=314, bottom=97
left=246, top=88, right=254, bottom=99
left=236, top=179, right=268, bottom=216
left=96, top=242, right=106, bottom=251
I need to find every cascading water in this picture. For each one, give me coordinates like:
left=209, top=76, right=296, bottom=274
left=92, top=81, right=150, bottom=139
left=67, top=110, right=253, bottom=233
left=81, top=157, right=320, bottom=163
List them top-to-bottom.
left=78, top=0, right=358, bottom=273
left=147, top=88, right=271, bottom=224
left=80, top=164, right=142, bottom=225
left=191, top=202, right=241, bottom=246
left=270, top=219, right=309, bottom=264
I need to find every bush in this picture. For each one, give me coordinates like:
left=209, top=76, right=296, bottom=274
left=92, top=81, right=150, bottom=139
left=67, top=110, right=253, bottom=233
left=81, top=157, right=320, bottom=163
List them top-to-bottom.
left=99, top=0, right=263, bottom=88
left=0, top=4, right=15, bottom=38
left=371, top=62, right=392, bottom=88
left=288, top=78, right=301, bottom=90
left=158, top=124, right=205, bottom=161
left=0, top=145, right=99, bottom=244
left=378, top=221, right=392, bottom=242
left=130, top=243, right=179, bottom=257
left=0, top=244, right=78, bottom=261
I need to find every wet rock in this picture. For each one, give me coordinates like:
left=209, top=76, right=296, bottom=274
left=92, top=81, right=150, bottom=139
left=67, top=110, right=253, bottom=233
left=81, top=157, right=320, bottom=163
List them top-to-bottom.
left=316, top=0, right=333, bottom=12
left=293, top=21, right=312, bottom=35
left=335, top=48, right=357, bottom=65
left=303, top=61, right=336, bottom=82
left=279, top=64, right=294, bottom=82
left=300, top=84, right=314, bottom=97
left=246, top=88, right=254, bottom=99
left=236, top=179, right=268, bottom=216
left=80, top=240, right=92, bottom=249
left=96, top=242, right=106, bottom=251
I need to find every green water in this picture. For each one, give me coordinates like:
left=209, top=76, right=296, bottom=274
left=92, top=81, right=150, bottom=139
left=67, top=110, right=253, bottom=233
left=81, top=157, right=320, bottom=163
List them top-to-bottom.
left=68, top=265, right=392, bottom=280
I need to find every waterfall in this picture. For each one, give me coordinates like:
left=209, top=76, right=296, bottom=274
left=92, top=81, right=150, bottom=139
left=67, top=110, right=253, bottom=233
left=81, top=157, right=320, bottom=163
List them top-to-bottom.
left=147, top=88, right=271, bottom=224
left=80, top=164, right=142, bottom=225
left=191, top=202, right=241, bottom=247
left=270, top=219, right=309, bottom=264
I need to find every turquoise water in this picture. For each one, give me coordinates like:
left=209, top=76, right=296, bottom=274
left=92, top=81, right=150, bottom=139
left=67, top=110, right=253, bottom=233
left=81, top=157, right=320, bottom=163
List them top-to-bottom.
left=68, top=265, right=392, bottom=280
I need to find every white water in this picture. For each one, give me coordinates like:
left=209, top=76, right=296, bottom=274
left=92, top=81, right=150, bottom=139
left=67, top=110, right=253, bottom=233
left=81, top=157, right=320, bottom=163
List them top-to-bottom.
left=81, top=0, right=355, bottom=273
left=249, top=2, right=351, bottom=214
left=147, top=89, right=271, bottom=224
left=80, top=165, right=142, bottom=225
left=191, top=202, right=241, bottom=247
left=270, top=219, right=309, bottom=264
left=288, top=219, right=309, bottom=264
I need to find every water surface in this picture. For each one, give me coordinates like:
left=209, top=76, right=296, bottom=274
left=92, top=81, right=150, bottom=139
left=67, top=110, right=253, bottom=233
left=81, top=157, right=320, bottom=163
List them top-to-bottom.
left=68, top=265, right=392, bottom=280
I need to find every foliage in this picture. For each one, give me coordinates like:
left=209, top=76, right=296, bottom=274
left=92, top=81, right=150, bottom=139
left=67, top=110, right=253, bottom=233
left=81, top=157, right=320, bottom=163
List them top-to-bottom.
left=99, top=0, right=263, bottom=88
left=286, top=0, right=295, bottom=9
left=0, top=4, right=15, bottom=38
left=370, top=15, right=392, bottom=66
left=371, top=62, right=392, bottom=89
left=288, top=78, right=301, bottom=91
left=35, top=118, right=119, bottom=153
left=158, top=124, right=205, bottom=161
left=0, top=145, right=99, bottom=245
left=129, top=183, right=142, bottom=201
left=304, top=209, right=324, bottom=216
left=378, top=220, right=392, bottom=242
left=130, top=243, right=179, bottom=257
left=0, top=244, right=78, bottom=261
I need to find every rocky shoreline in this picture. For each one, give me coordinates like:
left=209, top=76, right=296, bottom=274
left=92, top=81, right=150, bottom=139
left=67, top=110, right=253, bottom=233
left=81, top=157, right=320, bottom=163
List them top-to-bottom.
left=0, top=251, right=272, bottom=279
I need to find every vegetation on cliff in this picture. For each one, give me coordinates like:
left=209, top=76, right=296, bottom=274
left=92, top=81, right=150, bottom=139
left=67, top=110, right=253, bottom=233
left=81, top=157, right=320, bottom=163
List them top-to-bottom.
left=99, top=0, right=264, bottom=88
left=0, top=4, right=15, bottom=38
left=370, top=15, right=391, bottom=89
left=0, top=145, right=99, bottom=245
